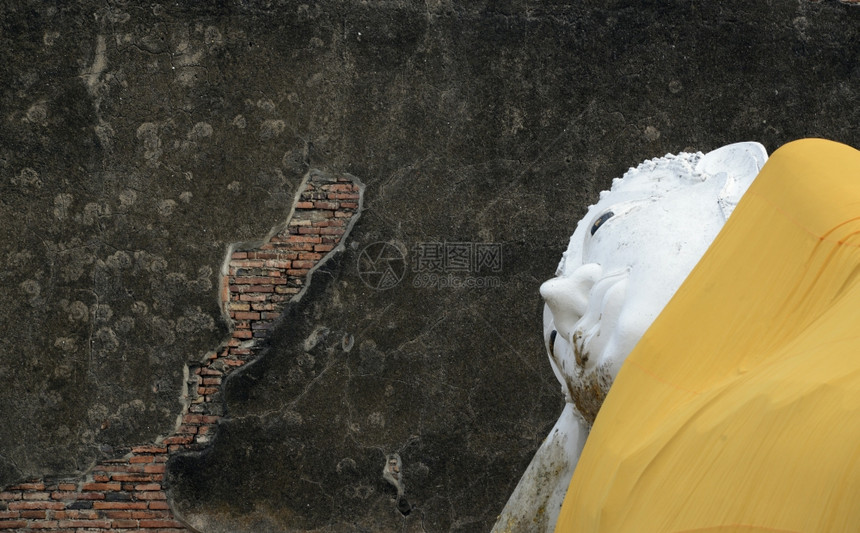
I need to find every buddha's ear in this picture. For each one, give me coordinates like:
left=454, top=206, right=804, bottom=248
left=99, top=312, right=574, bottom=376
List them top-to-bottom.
left=696, top=142, right=769, bottom=220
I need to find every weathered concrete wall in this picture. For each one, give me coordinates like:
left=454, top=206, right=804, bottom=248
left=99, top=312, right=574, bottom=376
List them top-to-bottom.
left=2, top=0, right=860, bottom=531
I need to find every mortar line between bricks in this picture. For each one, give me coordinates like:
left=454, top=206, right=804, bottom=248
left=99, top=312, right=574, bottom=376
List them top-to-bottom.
left=0, top=170, right=365, bottom=532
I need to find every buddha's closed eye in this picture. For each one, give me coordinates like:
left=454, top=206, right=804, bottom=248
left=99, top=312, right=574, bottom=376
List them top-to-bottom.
left=587, top=199, right=651, bottom=239
left=590, top=211, right=614, bottom=235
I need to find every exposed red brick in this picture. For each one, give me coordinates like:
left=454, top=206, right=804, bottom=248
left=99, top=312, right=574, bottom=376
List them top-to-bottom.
left=327, top=183, right=356, bottom=191
left=295, top=201, right=313, bottom=208
left=316, top=219, right=346, bottom=228
left=319, top=227, right=345, bottom=235
left=288, top=235, right=321, bottom=243
left=249, top=251, right=284, bottom=260
left=298, top=252, right=323, bottom=260
left=263, top=259, right=292, bottom=268
left=233, top=276, right=281, bottom=286
left=242, top=284, right=275, bottom=293
left=274, top=286, right=300, bottom=294
left=239, top=293, right=268, bottom=302
left=161, top=436, right=193, bottom=446
left=132, top=446, right=168, bottom=455
left=98, top=464, right=145, bottom=473
left=111, top=474, right=157, bottom=483
left=9, top=482, right=45, bottom=491
left=83, top=482, right=121, bottom=492
left=50, top=491, right=106, bottom=500
left=135, top=492, right=167, bottom=501
left=8, top=501, right=64, bottom=510
left=93, top=501, right=148, bottom=510
left=0, top=511, right=20, bottom=519
left=58, top=519, right=111, bottom=528
left=140, top=519, right=185, bottom=528
left=23, top=520, right=59, bottom=529
left=0, top=521, right=26, bottom=529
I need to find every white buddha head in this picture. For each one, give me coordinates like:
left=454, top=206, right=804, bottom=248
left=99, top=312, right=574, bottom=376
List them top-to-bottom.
left=541, top=142, right=768, bottom=426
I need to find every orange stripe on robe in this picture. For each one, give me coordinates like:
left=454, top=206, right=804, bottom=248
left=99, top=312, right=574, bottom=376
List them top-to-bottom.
left=555, top=139, right=860, bottom=533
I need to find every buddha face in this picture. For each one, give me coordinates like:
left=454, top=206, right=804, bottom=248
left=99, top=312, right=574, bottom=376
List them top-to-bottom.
left=541, top=142, right=767, bottom=426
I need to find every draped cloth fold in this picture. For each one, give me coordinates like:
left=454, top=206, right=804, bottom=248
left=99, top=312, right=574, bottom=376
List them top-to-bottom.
left=555, top=139, right=860, bottom=532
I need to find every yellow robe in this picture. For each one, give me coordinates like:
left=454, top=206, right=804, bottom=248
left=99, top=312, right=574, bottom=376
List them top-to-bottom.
left=555, top=139, right=860, bottom=532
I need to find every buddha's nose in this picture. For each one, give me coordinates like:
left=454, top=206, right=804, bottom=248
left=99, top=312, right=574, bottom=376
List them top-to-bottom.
left=540, top=263, right=602, bottom=341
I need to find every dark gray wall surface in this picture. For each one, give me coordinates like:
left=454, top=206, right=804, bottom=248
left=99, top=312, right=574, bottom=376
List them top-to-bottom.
left=2, top=0, right=859, bottom=531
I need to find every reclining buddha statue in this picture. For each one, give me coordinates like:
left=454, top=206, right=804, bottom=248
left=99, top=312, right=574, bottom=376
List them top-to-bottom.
left=495, top=139, right=860, bottom=533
